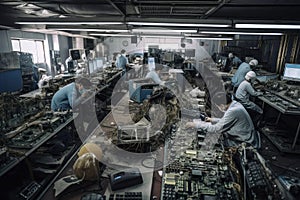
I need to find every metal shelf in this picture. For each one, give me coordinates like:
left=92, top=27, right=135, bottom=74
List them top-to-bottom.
left=0, top=116, right=75, bottom=178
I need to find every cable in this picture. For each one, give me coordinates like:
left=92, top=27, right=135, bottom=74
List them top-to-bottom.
left=141, top=157, right=163, bottom=169
left=141, top=157, right=155, bottom=168
left=269, top=162, right=300, bottom=175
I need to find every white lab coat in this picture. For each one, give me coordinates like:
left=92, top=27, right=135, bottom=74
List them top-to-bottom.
left=235, top=80, right=263, bottom=114
left=194, top=101, right=256, bottom=147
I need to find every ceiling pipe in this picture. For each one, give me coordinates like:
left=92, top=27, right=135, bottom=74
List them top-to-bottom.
left=201, top=0, right=229, bottom=19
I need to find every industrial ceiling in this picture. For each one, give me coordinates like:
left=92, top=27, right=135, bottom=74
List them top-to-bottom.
left=1, top=0, right=300, bottom=38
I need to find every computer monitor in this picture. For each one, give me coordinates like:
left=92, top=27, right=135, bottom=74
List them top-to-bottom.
left=70, top=49, right=81, bottom=60
left=163, top=52, right=174, bottom=62
left=217, top=56, right=227, bottom=66
left=148, top=57, right=155, bottom=71
left=95, top=58, right=104, bottom=71
left=88, top=60, right=94, bottom=74
left=67, top=61, right=75, bottom=73
left=283, top=63, right=300, bottom=82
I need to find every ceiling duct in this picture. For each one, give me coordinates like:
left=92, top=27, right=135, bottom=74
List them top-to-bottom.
left=14, top=3, right=59, bottom=17
left=59, top=4, right=121, bottom=16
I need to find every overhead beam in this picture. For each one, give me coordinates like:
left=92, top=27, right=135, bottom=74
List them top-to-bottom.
left=105, top=0, right=125, bottom=17
left=201, top=0, right=229, bottom=19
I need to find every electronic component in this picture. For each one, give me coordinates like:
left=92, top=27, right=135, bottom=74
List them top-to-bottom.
left=129, top=79, right=158, bottom=103
left=262, top=93, right=300, bottom=112
left=0, top=94, right=46, bottom=133
left=181, top=108, right=201, bottom=118
left=7, top=111, right=72, bottom=149
left=117, top=124, right=150, bottom=143
left=0, top=147, right=18, bottom=175
left=161, top=149, right=238, bottom=200
left=246, top=161, right=268, bottom=195
left=110, top=168, right=143, bottom=191
left=278, top=176, right=300, bottom=196
left=19, top=181, right=41, bottom=200
left=162, top=185, right=176, bottom=200
left=109, top=192, right=142, bottom=200
left=81, top=193, right=105, bottom=200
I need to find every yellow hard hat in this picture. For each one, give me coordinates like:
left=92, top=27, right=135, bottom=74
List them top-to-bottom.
left=77, top=143, right=103, bottom=161
left=73, top=153, right=99, bottom=181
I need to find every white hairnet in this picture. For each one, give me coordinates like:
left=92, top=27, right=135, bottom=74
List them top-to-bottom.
left=249, top=59, right=258, bottom=66
left=245, top=71, right=257, bottom=81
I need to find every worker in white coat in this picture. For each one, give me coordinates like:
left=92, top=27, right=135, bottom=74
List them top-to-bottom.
left=231, top=59, right=258, bottom=90
left=235, top=71, right=263, bottom=114
left=186, top=92, right=259, bottom=148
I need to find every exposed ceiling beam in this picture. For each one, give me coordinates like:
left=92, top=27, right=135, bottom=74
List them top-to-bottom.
left=105, top=0, right=125, bottom=17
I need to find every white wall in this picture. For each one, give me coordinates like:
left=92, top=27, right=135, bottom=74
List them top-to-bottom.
left=0, top=31, right=11, bottom=53
left=59, top=35, right=71, bottom=64
left=101, top=36, right=219, bottom=65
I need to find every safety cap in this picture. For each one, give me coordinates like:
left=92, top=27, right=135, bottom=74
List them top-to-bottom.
left=249, top=59, right=258, bottom=66
left=245, top=71, right=257, bottom=81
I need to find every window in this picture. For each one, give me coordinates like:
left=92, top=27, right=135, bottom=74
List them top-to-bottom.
left=11, top=39, right=46, bottom=63
left=11, top=40, right=20, bottom=51
left=35, top=41, right=45, bottom=63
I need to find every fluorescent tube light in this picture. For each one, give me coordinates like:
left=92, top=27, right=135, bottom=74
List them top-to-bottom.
left=16, top=22, right=123, bottom=25
left=128, top=22, right=230, bottom=28
left=235, top=24, right=300, bottom=29
left=21, top=28, right=97, bottom=39
left=50, top=28, right=129, bottom=32
left=132, top=28, right=197, bottom=33
left=200, top=31, right=284, bottom=36
left=89, top=33, right=134, bottom=37
left=89, top=33, right=182, bottom=38
left=141, top=35, right=183, bottom=38
left=185, top=37, right=233, bottom=40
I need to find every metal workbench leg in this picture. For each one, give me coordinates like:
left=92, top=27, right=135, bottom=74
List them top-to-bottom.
left=292, top=122, right=300, bottom=150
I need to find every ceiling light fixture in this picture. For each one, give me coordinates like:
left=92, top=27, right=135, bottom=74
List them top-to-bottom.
left=16, top=21, right=123, bottom=25
left=128, top=22, right=230, bottom=28
left=235, top=24, right=300, bottom=29
left=21, top=28, right=97, bottom=39
left=50, top=28, right=129, bottom=32
left=132, top=28, right=197, bottom=33
left=200, top=31, right=284, bottom=36
left=89, top=33, right=134, bottom=37
left=140, top=35, right=184, bottom=38
left=185, top=37, right=233, bottom=40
